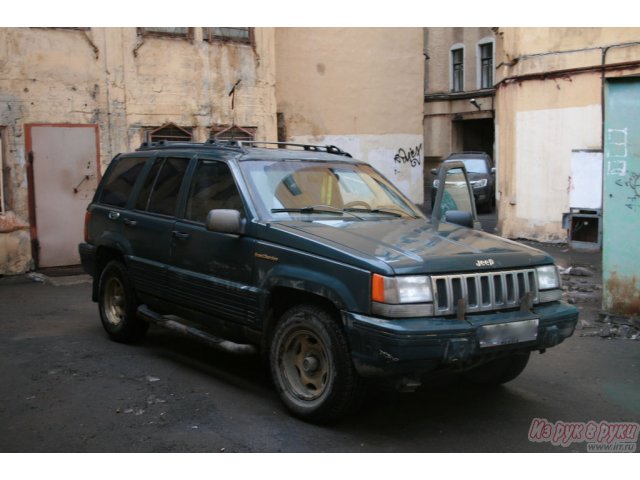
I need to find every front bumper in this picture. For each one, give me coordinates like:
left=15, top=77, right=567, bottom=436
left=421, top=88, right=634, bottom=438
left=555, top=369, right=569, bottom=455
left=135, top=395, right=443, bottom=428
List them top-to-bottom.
left=342, top=301, right=578, bottom=379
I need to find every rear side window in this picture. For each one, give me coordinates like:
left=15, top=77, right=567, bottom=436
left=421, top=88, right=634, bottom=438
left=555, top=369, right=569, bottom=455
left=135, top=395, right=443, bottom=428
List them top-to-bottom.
left=99, top=156, right=147, bottom=207
left=135, top=157, right=190, bottom=216
left=185, top=160, right=244, bottom=223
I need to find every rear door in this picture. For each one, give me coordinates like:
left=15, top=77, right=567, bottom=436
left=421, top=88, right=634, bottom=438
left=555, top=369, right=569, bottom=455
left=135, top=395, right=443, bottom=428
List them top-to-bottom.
left=124, top=155, right=191, bottom=299
left=168, top=157, right=258, bottom=328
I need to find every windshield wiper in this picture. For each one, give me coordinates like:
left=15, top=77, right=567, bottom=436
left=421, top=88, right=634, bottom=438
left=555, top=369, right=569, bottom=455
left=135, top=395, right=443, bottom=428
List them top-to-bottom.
left=271, top=205, right=361, bottom=219
left=343, top=207, right=413, bottom=218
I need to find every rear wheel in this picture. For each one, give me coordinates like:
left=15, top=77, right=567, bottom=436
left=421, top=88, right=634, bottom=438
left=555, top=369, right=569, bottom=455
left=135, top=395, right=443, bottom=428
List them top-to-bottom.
left=98, top=260, right=148, bottom=343
left=270, top=304, right=364, bottom=423
left=461, top=352, right=530, bottom=385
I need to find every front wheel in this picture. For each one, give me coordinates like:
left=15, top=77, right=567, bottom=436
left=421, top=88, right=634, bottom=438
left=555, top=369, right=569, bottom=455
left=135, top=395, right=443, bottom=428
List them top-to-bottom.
left=98, top=260, right=148, bottom=343
left=270, top=304, right=364, bottom=423
left=461, top=352, right=530, bottom=385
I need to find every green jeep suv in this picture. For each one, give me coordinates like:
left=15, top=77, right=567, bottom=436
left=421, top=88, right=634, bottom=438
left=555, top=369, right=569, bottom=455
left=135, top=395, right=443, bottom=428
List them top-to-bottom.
left=79, top=140, right=578, bottom=422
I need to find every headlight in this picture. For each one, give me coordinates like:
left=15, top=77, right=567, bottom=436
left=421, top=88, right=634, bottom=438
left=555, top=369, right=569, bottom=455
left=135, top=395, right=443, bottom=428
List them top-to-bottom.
left=432, top=179, right=439, bottom=188
left=471, top=179, right=488, bottom=189
left=537, top=265, right=560, bottom=290
left=372, top=274, right=433, bottom=304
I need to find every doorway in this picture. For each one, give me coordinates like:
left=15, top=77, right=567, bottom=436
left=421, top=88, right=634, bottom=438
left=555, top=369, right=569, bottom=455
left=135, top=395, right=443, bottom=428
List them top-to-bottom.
left=26, top=124, right=100, bottom=268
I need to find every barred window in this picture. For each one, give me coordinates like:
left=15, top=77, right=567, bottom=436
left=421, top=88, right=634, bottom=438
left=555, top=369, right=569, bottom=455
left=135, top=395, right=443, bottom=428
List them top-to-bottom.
left=204, top=28, right=251, bottom=44
left=145, top=123, right=193, bottom=143
left=211, top=125, right=256, bottom=142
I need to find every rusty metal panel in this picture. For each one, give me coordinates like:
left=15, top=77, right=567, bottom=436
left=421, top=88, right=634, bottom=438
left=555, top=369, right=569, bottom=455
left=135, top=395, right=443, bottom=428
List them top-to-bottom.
left=603, top=78, right=640, bottom=314
left=28, top=125, right=99, bottom=268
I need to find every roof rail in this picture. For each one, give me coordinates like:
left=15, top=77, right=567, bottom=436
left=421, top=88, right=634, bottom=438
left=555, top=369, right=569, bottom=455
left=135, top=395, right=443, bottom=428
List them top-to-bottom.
left=136, top=139, right=352, bottom=157
left=137, top=140, right=244, bottom=152
left=232, top=140, right=352, bottom=157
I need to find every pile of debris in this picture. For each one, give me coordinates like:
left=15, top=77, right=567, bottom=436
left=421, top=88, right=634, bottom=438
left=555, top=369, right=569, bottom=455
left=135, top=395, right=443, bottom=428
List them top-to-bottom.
left=559, top=265, right=601, bottom=306
left=596, top=315, right=640, bottom=340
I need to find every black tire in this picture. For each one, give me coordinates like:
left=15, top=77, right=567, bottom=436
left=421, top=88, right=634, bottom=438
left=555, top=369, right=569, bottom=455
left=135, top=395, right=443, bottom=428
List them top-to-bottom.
left=98, top=260, right=148, bottom=343
left=269, top=304, right=365, bottom=423
left=461, top=352, right=530, bottom=385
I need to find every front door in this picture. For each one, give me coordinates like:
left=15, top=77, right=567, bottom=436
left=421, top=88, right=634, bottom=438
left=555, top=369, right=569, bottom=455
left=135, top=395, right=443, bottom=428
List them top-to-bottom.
left=26, top=124, right=99, bottom=268
left=168, top=158, right=258, bottom=329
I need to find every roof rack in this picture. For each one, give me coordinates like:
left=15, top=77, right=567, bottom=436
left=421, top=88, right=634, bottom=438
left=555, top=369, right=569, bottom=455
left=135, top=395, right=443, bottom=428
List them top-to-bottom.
left=137, top=139, right=352, bottom=157
left=216, top=140, right=352, bottom=157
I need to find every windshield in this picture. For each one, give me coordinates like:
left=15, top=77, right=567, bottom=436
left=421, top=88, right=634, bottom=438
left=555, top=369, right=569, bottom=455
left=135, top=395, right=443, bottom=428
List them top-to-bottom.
left=460, top=158, right=489, bottom=174
left=239, top=160, right=423, bottom=221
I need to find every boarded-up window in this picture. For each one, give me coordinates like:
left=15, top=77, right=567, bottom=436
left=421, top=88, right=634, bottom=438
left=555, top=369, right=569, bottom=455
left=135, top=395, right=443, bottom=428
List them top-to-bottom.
left=204, top=28, right=251, bottom=44
left=145, top=124, right=193, bottom=143
left=211, top=125, right=256, bottom=142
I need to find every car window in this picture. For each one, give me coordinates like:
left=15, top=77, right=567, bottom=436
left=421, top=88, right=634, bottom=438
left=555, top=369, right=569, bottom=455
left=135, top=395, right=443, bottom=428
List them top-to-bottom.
left=99, top=156, right=147, bottom=207
left=138, top=157, right=190, bottom=216
left=461, top=159, right=489, bottom=174
left=185, top=160, right=245, bottom=223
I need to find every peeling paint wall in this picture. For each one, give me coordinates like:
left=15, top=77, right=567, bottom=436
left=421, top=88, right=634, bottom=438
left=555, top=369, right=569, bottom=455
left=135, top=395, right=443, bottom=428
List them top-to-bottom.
left=0, top=27, right=277, bottom=274
left=495, top=27, right=640, bottom=242
left=275, top=28, right=425, bottom=204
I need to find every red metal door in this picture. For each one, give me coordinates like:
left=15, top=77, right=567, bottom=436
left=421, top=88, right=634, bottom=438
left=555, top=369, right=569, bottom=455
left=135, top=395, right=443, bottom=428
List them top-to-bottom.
left=26, top=124, right=100, bottom=268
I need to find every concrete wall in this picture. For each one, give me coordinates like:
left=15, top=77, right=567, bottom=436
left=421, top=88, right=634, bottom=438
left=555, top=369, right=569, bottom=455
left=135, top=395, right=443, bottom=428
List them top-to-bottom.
left=0, top=27, right=277, bottom=274
left=494, top=27, right=640, bottom=242
left=275, top=28, right=425, bottom=204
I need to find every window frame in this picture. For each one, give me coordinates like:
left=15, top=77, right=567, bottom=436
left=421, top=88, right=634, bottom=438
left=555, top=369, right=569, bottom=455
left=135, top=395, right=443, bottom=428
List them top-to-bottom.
left=137, top=27, right=193, bottom=40
left=203, top=28, right=253, bottom=45
left=477, top=38, right=495, bottom=90
left=450, top=45, right=464, bottom=93
left=144, top=123, right=194, bottom=143
left=210, top=125, right=256, bottom=142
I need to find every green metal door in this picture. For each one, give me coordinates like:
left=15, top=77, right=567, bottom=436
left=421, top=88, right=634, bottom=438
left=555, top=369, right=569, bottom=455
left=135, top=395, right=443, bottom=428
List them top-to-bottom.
left=603, top=77, right=640, bottom=314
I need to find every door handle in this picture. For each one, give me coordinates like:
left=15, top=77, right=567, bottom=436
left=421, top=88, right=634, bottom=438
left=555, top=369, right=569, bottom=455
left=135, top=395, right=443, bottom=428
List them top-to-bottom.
left=108, top=211, right=120, bottom=220
left=123, top=218, right=137, bottom=227
left=172, top=230, right=190, bottom=240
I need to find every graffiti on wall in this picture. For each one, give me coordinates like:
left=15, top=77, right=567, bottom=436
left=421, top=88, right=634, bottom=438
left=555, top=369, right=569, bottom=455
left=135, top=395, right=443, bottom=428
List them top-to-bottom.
left=393, top=144, right=422, bottom=175
left=615, top=171, right=640, bottom=211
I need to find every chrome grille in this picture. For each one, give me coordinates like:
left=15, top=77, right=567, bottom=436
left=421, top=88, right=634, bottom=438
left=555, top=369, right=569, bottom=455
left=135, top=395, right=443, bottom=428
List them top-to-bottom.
left=431, top=269, right=539, bottom=315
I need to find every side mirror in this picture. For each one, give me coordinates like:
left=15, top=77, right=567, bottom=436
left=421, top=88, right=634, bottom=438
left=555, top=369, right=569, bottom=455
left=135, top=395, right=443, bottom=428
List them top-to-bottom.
left=490, top=167, right=496, bottom=175
left=430, top=168, right=437, bottom=175
left=206, top=209, right=245, bottom=235
left=444, top=210, right=474, bottom=228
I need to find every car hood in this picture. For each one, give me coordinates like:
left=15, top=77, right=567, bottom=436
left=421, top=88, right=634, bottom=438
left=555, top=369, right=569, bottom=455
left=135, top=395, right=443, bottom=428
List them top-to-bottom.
left=278, top=219, right=553, bottom=275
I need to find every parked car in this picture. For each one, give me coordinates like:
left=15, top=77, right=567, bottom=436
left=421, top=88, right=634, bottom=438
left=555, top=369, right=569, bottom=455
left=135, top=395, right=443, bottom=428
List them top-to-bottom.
left=79, top=140, right=578, bottom=423
left=431, top=151, right=495, bottom=212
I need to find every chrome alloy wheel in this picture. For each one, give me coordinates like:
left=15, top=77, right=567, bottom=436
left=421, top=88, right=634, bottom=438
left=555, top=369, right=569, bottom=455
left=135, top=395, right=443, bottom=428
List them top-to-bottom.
left=103, top=276, right=126, bottom=326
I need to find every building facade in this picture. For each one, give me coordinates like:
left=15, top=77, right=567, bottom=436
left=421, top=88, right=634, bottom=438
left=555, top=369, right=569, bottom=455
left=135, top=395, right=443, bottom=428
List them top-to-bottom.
left=0, top=27, right=278, bottom=274
left=423, top=27, right=496, bottom=207
left=494, top=27, right=640, bottom=314
left=275, top=28, right=425, bottom=205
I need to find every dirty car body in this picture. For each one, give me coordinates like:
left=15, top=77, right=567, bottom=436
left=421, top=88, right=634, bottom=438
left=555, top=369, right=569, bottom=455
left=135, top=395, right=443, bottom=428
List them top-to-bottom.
left=79, top=141, right=578, bottom=422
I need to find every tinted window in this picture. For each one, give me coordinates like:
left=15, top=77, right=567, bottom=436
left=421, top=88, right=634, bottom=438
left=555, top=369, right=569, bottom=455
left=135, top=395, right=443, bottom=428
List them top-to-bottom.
left=100, top=156, right=147, bottom=207
left=145, top=157, right=190, bottom=216
left=134, top=158, right=163, bottom=211
left=185, top=160, right=244, bottom=223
